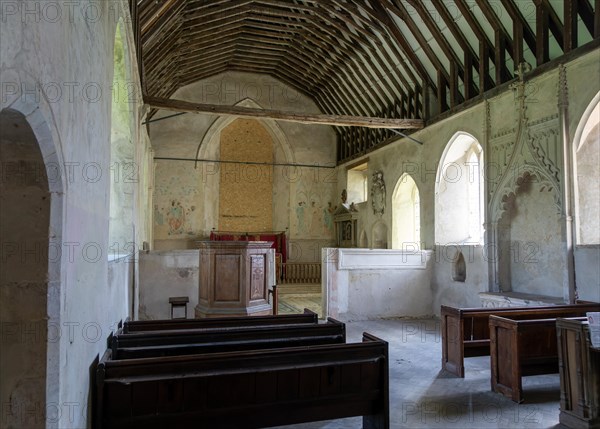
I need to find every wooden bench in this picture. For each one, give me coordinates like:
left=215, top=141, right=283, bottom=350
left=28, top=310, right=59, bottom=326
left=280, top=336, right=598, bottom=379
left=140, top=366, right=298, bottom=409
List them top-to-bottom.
left=441, top=303, right=600, bottom=377
left=122, top=308, right=318, bottom=333
left=489, top=315, right=586, bottom=403
left=556, top=317, right=600, bottom=429
left=112, top=318, right=346, bottom=359
left=96, top=333, right=389, bottom=429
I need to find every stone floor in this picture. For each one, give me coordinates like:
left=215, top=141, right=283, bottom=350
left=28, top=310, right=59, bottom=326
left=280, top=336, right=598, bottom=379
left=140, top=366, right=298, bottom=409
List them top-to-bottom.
left=272, top=318, right=564, bottom=429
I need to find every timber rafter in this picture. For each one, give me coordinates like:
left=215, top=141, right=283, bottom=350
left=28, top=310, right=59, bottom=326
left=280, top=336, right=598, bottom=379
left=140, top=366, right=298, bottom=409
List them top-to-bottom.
left=134, top=0, right=600, bottom=164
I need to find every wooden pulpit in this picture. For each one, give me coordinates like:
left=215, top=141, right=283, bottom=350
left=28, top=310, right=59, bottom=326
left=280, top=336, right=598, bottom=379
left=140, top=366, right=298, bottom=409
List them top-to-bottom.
left=195, top=241, right=274, bottom=318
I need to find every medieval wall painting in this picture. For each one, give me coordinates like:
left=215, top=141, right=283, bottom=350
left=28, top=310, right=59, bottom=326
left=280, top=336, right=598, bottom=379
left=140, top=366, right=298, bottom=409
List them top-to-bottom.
left=290, top=172, right=336, bottom=239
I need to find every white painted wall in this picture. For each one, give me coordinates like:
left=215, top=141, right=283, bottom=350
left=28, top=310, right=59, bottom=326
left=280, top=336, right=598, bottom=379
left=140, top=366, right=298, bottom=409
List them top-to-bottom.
left=0, top=2, right=152, bottom=427
left=335, top=49, right=600, bottom=315
left=574, top=246, right=600, bottom=302
left=323, top=248, right=434, bottom=321
left=138, top=250, right=200, bottom=320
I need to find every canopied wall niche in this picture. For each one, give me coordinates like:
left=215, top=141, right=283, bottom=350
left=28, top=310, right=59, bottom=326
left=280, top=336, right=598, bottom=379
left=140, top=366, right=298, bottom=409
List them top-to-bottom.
left=496, top=172, right=564, bottom=297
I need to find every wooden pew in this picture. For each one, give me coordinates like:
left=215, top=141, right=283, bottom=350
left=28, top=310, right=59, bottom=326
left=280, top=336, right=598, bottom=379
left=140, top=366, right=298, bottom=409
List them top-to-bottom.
left=441, top=303, right=600, bottom=377
left=122, top=308, right=318, bottom=333
left=489, top=315, right=586, bottom=403
left=112, top=318, right=346, bottom=359
left=556, top=318, right=600, bottom=429
left=96, top=333, right=389, bottom=429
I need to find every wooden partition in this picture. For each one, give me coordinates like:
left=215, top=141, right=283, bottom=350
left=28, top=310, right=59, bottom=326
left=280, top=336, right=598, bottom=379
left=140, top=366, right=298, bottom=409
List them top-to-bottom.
left=441, top=303, right=600, bottom=377
left=489, top=315, right=586, bottom=403
left=557, top=318, right=600, bottom=429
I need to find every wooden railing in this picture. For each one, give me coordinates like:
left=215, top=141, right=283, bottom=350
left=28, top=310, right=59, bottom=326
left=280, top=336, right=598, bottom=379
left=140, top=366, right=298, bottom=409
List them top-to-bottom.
left=280, top=263, right=321, bottom=284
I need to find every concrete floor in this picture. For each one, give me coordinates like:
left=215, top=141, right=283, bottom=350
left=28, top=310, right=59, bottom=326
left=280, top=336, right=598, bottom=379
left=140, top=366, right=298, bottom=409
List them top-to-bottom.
left=273, top=318, right=564, bottom=429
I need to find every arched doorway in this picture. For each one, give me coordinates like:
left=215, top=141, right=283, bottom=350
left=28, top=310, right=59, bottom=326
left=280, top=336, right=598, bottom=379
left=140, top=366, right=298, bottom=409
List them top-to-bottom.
left=0, top=109, right=51, bottom=428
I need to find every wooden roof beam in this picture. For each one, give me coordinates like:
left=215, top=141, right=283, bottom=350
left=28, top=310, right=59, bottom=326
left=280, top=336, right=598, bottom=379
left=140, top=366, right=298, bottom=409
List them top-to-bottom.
left=369, top=0, right=437, bottom=93
left=405, top=0, right=466, bottom=106
left=474, top=0, right=514, bottom=84
left=500, top=0, right=537, bottom=61
left=535, top=0, right=565, bottom=51
left=432, top=1, right=484, bottom=98
left=145, top=96, right=425, bottom=129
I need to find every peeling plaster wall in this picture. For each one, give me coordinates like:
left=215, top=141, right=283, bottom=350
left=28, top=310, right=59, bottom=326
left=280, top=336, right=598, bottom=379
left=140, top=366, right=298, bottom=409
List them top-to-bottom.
left=0, top=2, right=152, bottom=427
left=336, top=49, right=600, bottom=315
left=150, top=71, right=337, bottom=261
left=0, top=110, right=49, bottom=429
left=500, top=178, right=565, bottom=297
left=139, top=250, right=200, bottom=320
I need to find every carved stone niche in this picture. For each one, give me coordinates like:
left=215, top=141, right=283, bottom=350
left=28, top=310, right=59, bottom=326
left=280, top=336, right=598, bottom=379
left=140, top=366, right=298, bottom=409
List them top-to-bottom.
left=371, top=170, right=386, bottom=216
left=333, top=204, right=359, bottom=248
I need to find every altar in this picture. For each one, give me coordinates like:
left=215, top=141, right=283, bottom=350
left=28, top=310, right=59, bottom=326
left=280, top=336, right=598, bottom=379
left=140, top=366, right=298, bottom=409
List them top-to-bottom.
left=195, top=241, right=275, bottom=318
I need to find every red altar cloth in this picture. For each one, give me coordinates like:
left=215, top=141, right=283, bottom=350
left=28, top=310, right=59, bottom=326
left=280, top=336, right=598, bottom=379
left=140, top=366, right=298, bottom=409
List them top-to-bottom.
left=209, top=231, right=287, bottom=263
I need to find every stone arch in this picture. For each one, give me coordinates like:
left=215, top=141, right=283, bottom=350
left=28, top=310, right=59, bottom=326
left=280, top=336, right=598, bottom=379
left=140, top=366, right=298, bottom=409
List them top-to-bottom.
left=573, top=91, right=600, bottom=245
left=0, top=97, right=64, bottom=426
left=194, top=98, right=295, bottom=234
left=196, top=98, right=295, bottom=163
left=435, top=131, right=484, bottom=245
left=493, top=167, right=561, bottom=224
left=391, top=173, right=421, bottom=250
left=358, top=229, right=369, bottom=248
left=452, top=251, right=467, bottom=282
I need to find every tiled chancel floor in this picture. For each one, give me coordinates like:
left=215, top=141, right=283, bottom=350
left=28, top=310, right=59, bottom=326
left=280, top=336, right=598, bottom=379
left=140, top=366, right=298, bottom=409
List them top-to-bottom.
left=278, top=293, right=323, bottom=317
left=272, top=319, right=563, bottom=429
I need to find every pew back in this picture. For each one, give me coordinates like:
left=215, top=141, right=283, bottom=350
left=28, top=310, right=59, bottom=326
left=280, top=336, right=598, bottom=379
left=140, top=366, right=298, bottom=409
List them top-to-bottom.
left=441, top=303, right=600, bottom=377
left=123, top=309, right=318, bottom=333
left=489, top=315, right=586, bottom=402
left=556, top=318, right=600, bottom=428
left=113, top=319, right=346, bottom=359
left=96, top=333, right=389, bottom=429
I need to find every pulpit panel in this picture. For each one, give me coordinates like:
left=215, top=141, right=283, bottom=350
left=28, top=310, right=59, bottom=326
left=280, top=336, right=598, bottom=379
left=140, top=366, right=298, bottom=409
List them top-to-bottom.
left=214, top=254, right=241, bottom=302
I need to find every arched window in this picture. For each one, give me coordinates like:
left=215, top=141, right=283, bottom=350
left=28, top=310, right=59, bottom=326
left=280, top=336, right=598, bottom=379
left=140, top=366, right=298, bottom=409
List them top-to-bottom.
left=109, top=20, right=135, bottom=259
left=574, top=96, right=600, bottom=244
left=435, top=132, right=484, bottom=245
left=392, top=174, right=421, bottom=250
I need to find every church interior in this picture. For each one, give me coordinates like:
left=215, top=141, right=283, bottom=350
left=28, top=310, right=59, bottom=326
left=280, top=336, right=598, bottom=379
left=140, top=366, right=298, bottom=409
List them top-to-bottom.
left=1, top=0, right=599, bottom=428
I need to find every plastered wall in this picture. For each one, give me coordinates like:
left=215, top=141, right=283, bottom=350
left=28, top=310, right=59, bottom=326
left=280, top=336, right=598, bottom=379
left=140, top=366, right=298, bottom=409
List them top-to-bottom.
left=0, top=1, right=153, bottom=427
left=337, top=49, right=600, bottom=314
left=150, top=71, right=337, bottom=260
left=0, top=110, right=49, bottom=429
